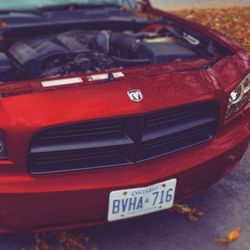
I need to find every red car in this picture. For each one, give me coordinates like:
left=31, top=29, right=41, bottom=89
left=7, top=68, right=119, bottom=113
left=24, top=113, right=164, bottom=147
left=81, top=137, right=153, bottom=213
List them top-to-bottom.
left=0, top=0, right=248, bottom=233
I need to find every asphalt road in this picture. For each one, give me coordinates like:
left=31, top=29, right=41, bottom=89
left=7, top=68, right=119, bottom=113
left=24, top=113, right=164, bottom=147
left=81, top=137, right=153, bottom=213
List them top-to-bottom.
left=0, top=148, right=249, bottom=250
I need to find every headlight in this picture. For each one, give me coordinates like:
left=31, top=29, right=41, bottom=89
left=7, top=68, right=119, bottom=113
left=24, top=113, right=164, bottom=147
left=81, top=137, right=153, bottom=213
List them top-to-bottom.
left=226, top=74, right=250, bottom=119
left=0, top=133, right=8, bottom=160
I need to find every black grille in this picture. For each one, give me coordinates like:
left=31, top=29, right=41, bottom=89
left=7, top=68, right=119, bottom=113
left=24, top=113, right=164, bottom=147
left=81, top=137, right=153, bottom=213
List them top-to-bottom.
left=28, top=102, right=219, bottom=174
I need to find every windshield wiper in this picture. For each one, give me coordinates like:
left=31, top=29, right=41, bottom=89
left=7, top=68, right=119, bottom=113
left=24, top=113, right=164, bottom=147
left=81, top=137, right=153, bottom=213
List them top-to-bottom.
left=39, top=3, right=122, bottom=12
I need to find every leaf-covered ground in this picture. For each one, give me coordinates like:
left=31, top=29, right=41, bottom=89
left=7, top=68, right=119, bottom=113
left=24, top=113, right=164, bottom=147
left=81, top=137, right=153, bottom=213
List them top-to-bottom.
left=174, top=6, right=250, bottom=53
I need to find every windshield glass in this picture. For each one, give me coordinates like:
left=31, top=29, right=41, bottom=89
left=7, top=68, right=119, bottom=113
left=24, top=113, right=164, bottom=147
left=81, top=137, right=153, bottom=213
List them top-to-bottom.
left=0, top=0, right=138, bottom=9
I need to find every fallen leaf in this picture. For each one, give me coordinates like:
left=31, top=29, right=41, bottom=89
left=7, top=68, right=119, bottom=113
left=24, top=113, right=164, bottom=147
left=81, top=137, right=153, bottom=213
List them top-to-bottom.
left=174, top=7, right=250, bottom=53
left=169, top=204, right=204, bottom=222
left=188, top=213, right=198, bottom=223
left=215, top=227, right=241, bottom=245
left=227, top=227, right=241, bottom=242
left=246, top=227, right=250, bottom=232
left=32, top=231, right=90, bottom=250
left=58, top=232, right=88, bottom=250
left=34, top=233, right=53, bottom=250
left=215, top=238, right=230, bottom=245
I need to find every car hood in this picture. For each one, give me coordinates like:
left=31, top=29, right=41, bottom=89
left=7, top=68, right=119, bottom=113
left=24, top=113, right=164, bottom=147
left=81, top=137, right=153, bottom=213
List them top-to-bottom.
left=0, top=52, right=248, bottom=135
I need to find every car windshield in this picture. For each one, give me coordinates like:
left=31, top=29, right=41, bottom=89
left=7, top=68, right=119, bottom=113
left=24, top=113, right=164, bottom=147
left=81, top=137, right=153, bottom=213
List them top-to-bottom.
left=0, top=0, right=138, bottom=9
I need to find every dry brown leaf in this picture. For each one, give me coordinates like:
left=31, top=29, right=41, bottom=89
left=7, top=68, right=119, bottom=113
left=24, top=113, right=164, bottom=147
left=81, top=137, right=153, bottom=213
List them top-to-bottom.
left=174, top=7, right=250, bottom=53
left=169, top=204, right=204, bottom=222
left=188, top=213, right=198, bottom=223
left=215, top=227, right=241, bottom=245
left=227, top=227, right=241, bottom=242
left=246, top=227, right=250, bottom=232
left=32, top=232, right=90, bottom=250
left=58, top=232, right=89, bottom=250
left=34, top=233, right=53, bottom=250
left=215, top=238, right=229, bottom=245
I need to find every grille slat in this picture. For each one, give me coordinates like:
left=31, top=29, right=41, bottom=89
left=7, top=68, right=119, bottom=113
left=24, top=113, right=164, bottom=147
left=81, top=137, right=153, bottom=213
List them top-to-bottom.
left=28, top=102, right=219, bottom=174
left=145, top=105, right=209, bottom=128
left=146, top=109, right=208, bottom=128
left=143, top=115, right=216, bottom=142
left=38, top=120, right=123, bottom=141
left=39, top=127, right=123, bottom=140
left=143, top=127, right=211, bottom=151
left=31, top=135, right=134, bottom=154
left=35, top=152, right=122, bottom=165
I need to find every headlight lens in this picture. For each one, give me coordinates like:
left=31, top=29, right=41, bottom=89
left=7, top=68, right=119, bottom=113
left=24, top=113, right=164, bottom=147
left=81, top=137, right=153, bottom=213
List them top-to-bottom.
left=226, top=74, right=250, bottom=119
left=0, top=133, right=8, bottom=160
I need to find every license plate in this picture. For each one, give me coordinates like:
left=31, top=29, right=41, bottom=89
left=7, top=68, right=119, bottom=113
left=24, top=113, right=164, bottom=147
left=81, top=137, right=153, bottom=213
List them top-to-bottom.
left=108, top=179, right=177, bottom=222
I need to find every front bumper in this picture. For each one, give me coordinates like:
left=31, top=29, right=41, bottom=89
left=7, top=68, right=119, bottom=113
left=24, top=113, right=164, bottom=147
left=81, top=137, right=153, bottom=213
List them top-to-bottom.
left=0, top=104, right=249, bottom=233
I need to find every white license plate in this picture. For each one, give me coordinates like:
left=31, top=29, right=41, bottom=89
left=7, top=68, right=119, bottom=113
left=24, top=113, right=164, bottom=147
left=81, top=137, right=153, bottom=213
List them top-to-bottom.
left=108, top=179, right=177, bottom=222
